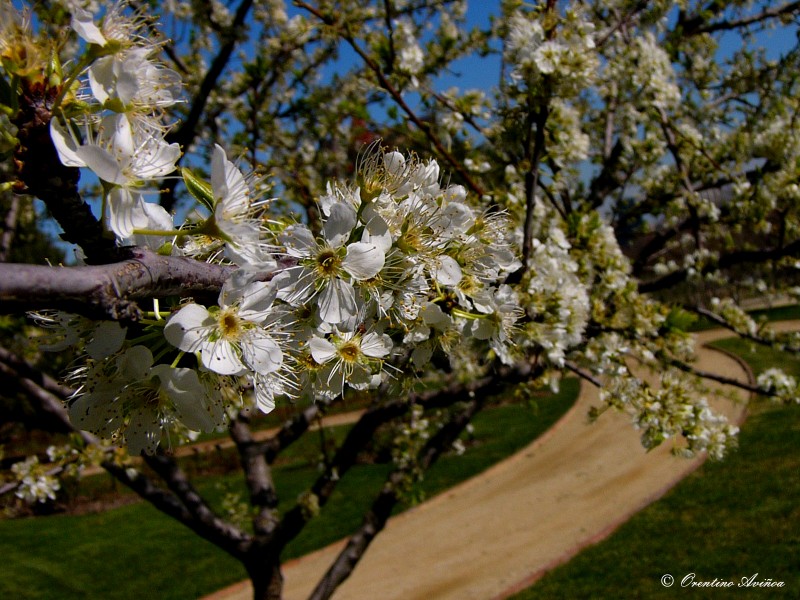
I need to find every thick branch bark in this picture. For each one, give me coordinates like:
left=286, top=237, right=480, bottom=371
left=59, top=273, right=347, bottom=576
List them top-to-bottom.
left=12, top=82, right=116, bottom=262
left=521, top=101, right=552, bottom=268
left=0, top=247, right=236, bottom=320
left=230, top=410, right=280, bottom=537
left=144, top=453, right=252, bottom=558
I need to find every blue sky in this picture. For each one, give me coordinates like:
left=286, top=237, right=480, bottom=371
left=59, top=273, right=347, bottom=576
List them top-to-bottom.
left=16, top=0, right=800, bottom=261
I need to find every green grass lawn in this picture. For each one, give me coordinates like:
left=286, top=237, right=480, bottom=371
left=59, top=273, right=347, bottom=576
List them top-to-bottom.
left=512, top=336, right=800, bottom=600
left=0, top=379, right=578, bottom=600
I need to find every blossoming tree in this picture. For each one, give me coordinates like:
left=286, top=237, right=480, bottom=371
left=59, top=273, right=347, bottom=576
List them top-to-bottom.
left=1, top=0, right=799, bottom=598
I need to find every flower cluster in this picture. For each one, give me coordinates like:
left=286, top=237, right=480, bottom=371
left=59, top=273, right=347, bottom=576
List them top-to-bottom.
left=8, top=0, right=752, bottom=471
left=50, top=1, right=182, bottom=240
left=504, top=6, right=598, bottom=95
left=43, top=140, right=524, bottom=453
left=757, top=368, right=800, bottom=404
left=600, top=370, right=739, bottom=460
left=10, top=456, right=61, bottom=504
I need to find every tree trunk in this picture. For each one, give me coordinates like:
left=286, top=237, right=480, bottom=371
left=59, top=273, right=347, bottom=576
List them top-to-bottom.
left=246, top=553, right=284, bottom=600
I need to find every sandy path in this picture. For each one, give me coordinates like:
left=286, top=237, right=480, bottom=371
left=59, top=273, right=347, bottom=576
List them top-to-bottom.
left=209, top=327, right=758, bottom=600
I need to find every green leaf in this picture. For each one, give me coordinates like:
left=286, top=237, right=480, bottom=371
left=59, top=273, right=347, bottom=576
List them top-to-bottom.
left=181, top=167, right=215, bottom=211
left=665, top=307, right=697, bottom=333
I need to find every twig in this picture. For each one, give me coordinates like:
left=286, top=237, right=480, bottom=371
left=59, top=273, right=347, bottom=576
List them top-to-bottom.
left=294, top=0, right=487, bottom=200
left=564, top=360, right=603, bottom=387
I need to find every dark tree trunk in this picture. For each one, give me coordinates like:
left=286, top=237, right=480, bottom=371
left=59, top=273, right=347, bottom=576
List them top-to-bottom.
left=246, top=552, right=284, bottom=600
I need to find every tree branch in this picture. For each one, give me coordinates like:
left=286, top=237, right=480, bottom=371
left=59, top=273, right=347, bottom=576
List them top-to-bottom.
left=161, top=0, right=256, bottom=211
left=295, top=1, right=487, bottom=200
left=681, top=1, right=800, bottom=36
left=12, top=84, right=115, bottom=262
left=638, top=237, right=800, bottom=293
left=0, top=247, right=237, bottom=320
left=660, top=352, right=761, bottom=395
left=564, top=360, right=603, bottom=388
left=274, top=396, right=410, bottom=547
left=309, top=396, right=485, bottom=600
left=260, top=403, right=323, bottom=464
left=229, top=409, right=280, bottom=537
left=143, top=453, right=252, bottom=558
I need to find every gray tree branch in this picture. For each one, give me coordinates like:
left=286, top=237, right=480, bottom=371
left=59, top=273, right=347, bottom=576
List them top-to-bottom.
left=0, top=247, right=236, bottom=320
left=0, top=345, right=252, bottom=560
left=308, top=395, right=486, bottom=600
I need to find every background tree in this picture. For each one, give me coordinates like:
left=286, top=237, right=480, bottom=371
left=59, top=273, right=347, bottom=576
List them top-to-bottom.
left=1, top=1, right=800, bottom=599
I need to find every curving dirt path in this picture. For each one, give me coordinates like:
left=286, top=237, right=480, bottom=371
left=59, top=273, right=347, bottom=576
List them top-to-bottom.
left=209, top=328, right=757, bottom=600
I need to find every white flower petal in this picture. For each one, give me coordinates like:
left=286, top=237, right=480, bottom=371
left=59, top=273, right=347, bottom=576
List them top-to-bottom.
left=71, top=7, right=107, bottom=45
left=87, top=56, right=115, bottom=104
left=114, top=58, right=141, bottom=106
left=49, top=120, right=85, bottom=168
left=132, top=137, right=180, bottom=180
left=212, top=144, right=249, bottom=217
left=76, top=145, right=128, bottom=185
left=383, top=151, right=406, bottom=175
left=105, top=187, right=150, bottom=239
left=323, top=201, right=357, bottom=247
left=361, top=205, right=393, bottom=253
left=280, top=225, right=316, bottom=258
left=343, top=242, right=384, bottom=280
left=431, top=255, right=462, bottom=286
left=275, top=267, right=316, bottom=306
left=319, top=278, right=357, bottom=324
left=232, top=281, right=278, bottom=320
left=164, top=304, right=214, bottom=352
left=471, top=318, right=494, bottom=340
left=86, top=321, right=127, bottom=359
left=242, top=332, right=283, bottom=375
left=360, top=332, right=392, bottom=358
left=309, top=336, right=337, bottom=364
left=201, top=339, right=246, bottom=375
left=118, top=346, right=154, bottom=380
left=151, top=365, right=218, bottom=432
left=253, top=375, right=278, bottom=414
left=69, top=390, right=123, bottom=434
left=126, top=405, right=160, bottom=456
